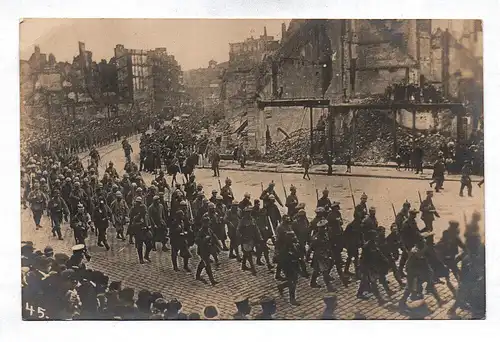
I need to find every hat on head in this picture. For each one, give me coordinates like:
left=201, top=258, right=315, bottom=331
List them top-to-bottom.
left=290, top=185, right=296, bottom=191
left=322, top=188, right=329, bottom=194
left=212, top=189, right=218, bottom=194
left=426, top=190, right=433, bottom=195
left=116, top=191, right=122, bottom=197
left=244, top=192, right=250, bottom=198
left=360, top=193, right=368, bottom=200
left=268, top=194, right=275, bottom=200
left=153, top=195, right=160, bottom=200
left=216, top=195, right=223, bottom=200
left=135, top=196, right=143, bottom=202
left=232, top=199, right=240, bottom=205
left=403, top=200, right=411, bottom=207
left=332, top=201, right=340, bottom=208
left=208, top=202, right=216, bottom=209
left=296, top=203, right=305, bottom=210
left=369, top=206, right=376, bottom=212
left=315, top=207, right=325, bottom=213
left=409, top=208, right=419, bottom=214
left=297, top=209, right=306, bottom=216
left=317, top=219, right=328, bottom=228
left=72, top=244, right=85, bottom=253
left=43, top=246, right=54, bottom=257
left=203, top=305, right=219, bottom=319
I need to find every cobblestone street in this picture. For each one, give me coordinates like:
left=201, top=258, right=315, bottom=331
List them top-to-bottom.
left=21, top=140, right=483, bottom=319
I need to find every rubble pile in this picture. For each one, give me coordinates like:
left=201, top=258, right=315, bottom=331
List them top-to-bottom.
left=264, top=128, right=316, bottom=164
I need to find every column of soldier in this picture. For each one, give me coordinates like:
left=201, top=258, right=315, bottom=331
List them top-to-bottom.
left=23, top=143, right=484, bottom=318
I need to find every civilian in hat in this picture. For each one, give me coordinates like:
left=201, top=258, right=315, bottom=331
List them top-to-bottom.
left=285, top=185, right=299, bottom=217
left=320, top=295, right=338, bottom=319
left=255, top=296, right=276, bottom=319
left=233, top=297, right=251, bottom=320
left=203, top=305, right=219, bottom=320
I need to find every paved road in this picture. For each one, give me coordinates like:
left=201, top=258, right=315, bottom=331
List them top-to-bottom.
left=21, top=139, right=482, bottom=319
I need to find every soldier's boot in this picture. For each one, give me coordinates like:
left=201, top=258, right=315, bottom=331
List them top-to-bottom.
left=56, top=229, right=63, bottom=240
left=129, top=236, right=134, bottom=245
left=104, top=240, right=110, bottom=251
left=221, top=240, right=229, bottom=251
left=144, top=244, right=152, bottom=262
left=229, top=246, right=237, bottom=259
left=137, top=248, right=145, bottom=264
left=263, top=249, right=274, bottom=269
left=255, top=250, right=264, bottom=265
left=172, top=252, right=179, bottom=271
left=213, top=254, right=220, bottom=266
left=241, top=254, right=250, bottom=271
left=248, top=256, right=257, bottom=276
left=183, top=258, right=191, bottom=272
left=344, top=258, right=354, bottom=276
left=299, top=259, right=310, bottom=278
left=195, top=261, right=205, bottom=281
left=336, top=263, right=349, bottom=287
left=206, top=265, right=219, bottom=286
left=275, top=265, right=286, bottom=281
left=310, top=271, right=322, bottom=288
left=324, top=273, right=335, bottom=292
left=380, top=277, right=394, bottom=296
left=277, top=282, right=287, bottom=296
left=289, top=283, right=300, bottom=306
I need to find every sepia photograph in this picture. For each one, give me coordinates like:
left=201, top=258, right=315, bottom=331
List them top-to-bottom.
left=18, top=18, right=485, bottom=321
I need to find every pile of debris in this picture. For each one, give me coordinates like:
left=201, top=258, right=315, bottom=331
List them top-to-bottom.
left=264, top=128, right=318, bottom=164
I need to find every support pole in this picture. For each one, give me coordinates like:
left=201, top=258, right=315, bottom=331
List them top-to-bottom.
left=309, top=106, right=314, bottom=156
left=327, top=107, right=334, bottom=175
left=412, top=108, right=417, bottom=150
left=393, top=109, right=398, bottom=157
left=351, top=110, right=356, bottom=156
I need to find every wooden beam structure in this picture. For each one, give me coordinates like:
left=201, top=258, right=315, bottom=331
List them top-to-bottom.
left=257, top=99, right=330, bottom=110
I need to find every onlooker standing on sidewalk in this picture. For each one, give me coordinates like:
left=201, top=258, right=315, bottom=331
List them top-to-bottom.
left=302, top=154, right=312, bottom=180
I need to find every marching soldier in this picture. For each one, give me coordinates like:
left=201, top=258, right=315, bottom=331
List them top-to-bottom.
left=89, top=146, right=100, bottom=166
left=430, top=154, right=446, bottom=192
left=105, top=161, right=119, bottom=179
left=155, top=171, right=170, bottom=195
left=184, top=174, right=196, bottom=202
left=220, top=178, right=235, bottom=207
left=27, top=182, right=47, bottom=230
left=260, top=182, right=283, bottom=207
left=285, top=185, right=299, bottom=217
left=317, top=188, right=332, bottom=211
left=47, top=189, right=69, bottom=240
left=209, top=189, right=218, bottom=204
left=420, top=190, right=440, bottom=233
left=110, top=191, right=129, bottom=241
left=238, top=192, right=252, bottom=210
left=354, top=192, right=368, bottom=221
left=265, top=194, right=282, bottom=231
left=148, top=195, right=167, bottom=252
left=129, top=197, right=153, bottom=264
left=92, top=199, right=112, bottom=250
left=224, top=200, right=242, bottom=260
left=252, top=200, right=274, bottom=269
left=207, top=202, right=228, bottom=251
left=327, top=202, right=348, bottom=287
left=70, top=203, right=91, bottom=245
left=237, top=206, right=262, bottom=275
left=361, top=206, right=378, bottom=238
left=309, top=207, right=327, bottom=237
left=292, top=208, right=310, bottom=276
left=399, top=208, right=422, bottom=277
left=170, top=209, right=192, bottom=272
left=343, top=214, right=363, bottom=278
left=195, top=215, right=220, bottom=286
left=274, top=215, right=294, bottom=281
left=309, top=219, right=335, bottom=292
left=436, top=221, right=465, bottom=281
left=277, top=231, right=302, bottom=305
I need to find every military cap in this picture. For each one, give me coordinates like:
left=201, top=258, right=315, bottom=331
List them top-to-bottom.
left=109, top=161, right=114, bottom=165
left=90, top=168, right=96, bottom=172
left=123, top=173, right=129, bottom=178
left=65, top=177, right=72, bottom=182
left=83, top=177, right=89, bottom=182
left=40, top=178, right=46, bottom=183
left=54, top=178, right=61, bottom=183
left=225, top=178, right=231, bottom=183
left=268, top=182, right=275, bottom=187
left=96, top=183, right=104, bottom=189
left=112, top=184, right=119, bottom=189
left=196, top=184, right=203, bottom=190
left=290, top=185, right=297, bottom=191
left=136, top=187, right=143, bottom=192
left=212, top=189, right=218, bottom=194
left=426, top=190, right=433, bottom=195
left=115, top=191, right=122, bottom=197
left=197, top=191, right=205, bottom=196
left=158, top=192, right=165, bottom=196
left=244, top=192, right=251, bottom=198
left=360, top=193, right=368, bottom=200
left=268, top=194, right=276, bottom=200
left=153, top=195, right=160, bottom=200
left=216, top=195, right=223, bottom=200
left=135, top=196, right=143, bottom=202
left=202, top=198, right=209, bottom=204
left=232, top=199, right=240, bottom=205
left=253, top=199, right=260, bottom=205
left=179, top=200, right=188, bottom=206
left=403, top=200, right=411, bottom=207
left=332, top=201, right=340, bottom=207
left=77, top=202, right=84, bottom=209
left=208, top=202, right=216, bottom=209
left=296, top=203, right=305, bottom=210
left=368, top=206, right=376, bottom=211
left=315, top=207, right=325, bottom=213
left=409, top=208, right=419, bottom=214
left=297, top=209, right=306, bottom=216
left=282, top=214, right=291, bottom=221
left=202, top=215, right=211, bottom=222
left=317, top=219, right=328, bottom=227
left=449, top=220, right=459, bottom=228
left=72, top=244, right=86, bottom=253
left=43, top=246, right=54, bottom=257
left=153, top=298, right=168, bottom=311
left=203, top=305, right=219, bottom=319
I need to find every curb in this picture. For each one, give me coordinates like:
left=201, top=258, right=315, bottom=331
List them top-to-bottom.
left=198, top=165, right=474, bottom=182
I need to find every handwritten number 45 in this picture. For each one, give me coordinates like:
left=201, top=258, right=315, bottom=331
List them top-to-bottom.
left=25, top=303, right=48, bottom=319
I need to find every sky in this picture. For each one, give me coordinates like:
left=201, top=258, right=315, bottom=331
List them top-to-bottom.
left=20, top=19, right=291, bottom=70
